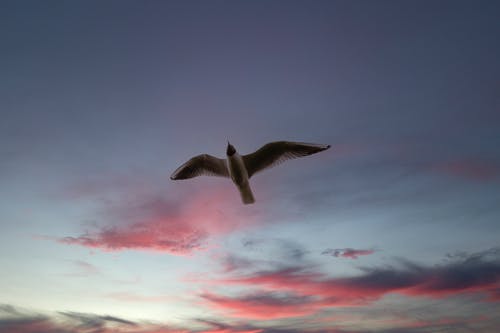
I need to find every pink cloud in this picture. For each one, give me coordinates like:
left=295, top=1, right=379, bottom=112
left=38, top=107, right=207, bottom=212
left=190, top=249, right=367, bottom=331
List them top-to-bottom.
left=57, top=188, right=258, bottom=255
left=58, top=219, right=207, bottom=254
left=218, top=267, right=384, bottom=307
left=201, top=292, right=323, bottom=320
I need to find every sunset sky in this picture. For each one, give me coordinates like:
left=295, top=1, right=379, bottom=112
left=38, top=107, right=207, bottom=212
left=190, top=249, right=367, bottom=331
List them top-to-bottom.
left=1, top=1, right=500, bottom=332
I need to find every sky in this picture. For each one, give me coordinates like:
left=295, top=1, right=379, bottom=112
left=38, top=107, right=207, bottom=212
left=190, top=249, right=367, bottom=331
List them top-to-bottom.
left=1, top=0, right=500, bottom=332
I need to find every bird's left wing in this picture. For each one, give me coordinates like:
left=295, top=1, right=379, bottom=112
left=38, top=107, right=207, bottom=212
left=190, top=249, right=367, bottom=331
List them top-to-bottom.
left=243, top=141, right=330, bottom=178
left=170, top=154, right=229, bottom=180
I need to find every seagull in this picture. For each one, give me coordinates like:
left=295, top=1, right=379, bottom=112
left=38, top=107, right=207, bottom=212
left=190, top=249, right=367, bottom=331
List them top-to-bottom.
left=170, top=141, right=331, bottom=204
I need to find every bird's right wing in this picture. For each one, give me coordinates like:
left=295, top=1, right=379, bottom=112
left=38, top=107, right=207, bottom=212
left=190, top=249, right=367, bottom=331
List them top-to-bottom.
left=242, top=141, right=330, bottom=178
left=170, top=154, right=229, bottom=180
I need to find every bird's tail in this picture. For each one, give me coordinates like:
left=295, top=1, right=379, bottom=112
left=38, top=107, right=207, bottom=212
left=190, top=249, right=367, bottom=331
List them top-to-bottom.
left=239, top=183, right=255, bottom=204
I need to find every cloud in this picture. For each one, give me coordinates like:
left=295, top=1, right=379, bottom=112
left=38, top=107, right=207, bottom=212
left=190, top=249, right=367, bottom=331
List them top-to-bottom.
left=56, top=188, right=259, bottom=255
left=58, top=220, right=207, bottom=254
left=242, top=238, right=309, bottom=262
left=213, top=239, right=310, bottom=277
left=213, top=248, right=500, bottom=311
left=321, top=248, right=375, bottom=259
left=220, top=255, right=257, bottom=273
left=62, top=260, right=101, bottom=277
left=201, top=292, right=322, bottom=320
left=1, top=303, right=498, bottom=333
left=0, top=305, right=329, bottom=333
left=0, top=305, right=23, bottom=316
left=0, top=306, right=187, bottom=333
left=59, top=311, right=137, bottom=328
left=0, top=317, right=58, bottom=333
left=194, top=319, right=263, bottom=333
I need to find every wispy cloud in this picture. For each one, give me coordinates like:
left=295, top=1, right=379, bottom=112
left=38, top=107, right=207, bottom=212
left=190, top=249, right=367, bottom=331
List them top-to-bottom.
left=56, top=187, right=259, bottom=255
left=58, top=219, right=207, bottom=254
left=213, top=239, right=310, bottom=276
left=204, top=248, right=500, bottom=320
left=321, top=248, right=376, bottom=259
left=219, top=255, right=257, bottom=273
left=62, top=260, right=101, bottom=277
left=201, top=292, right=321, bottom=320
left=0, top=306, right=182, bottom=333
left=59, top=311, right=137, bottom=328
left=194, top=319, right=263, bottom=333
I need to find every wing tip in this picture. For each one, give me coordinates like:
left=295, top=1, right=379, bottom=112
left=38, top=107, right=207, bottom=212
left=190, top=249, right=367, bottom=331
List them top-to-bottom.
left=296, top=142, right=330, bottom=150
left=317, top=143, right=330, bottom=151
left=170, top=171, right=181, bottom=180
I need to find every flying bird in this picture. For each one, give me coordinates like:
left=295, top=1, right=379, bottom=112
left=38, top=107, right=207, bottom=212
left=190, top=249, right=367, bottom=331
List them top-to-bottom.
left=170, top=141, right=331, bottom=204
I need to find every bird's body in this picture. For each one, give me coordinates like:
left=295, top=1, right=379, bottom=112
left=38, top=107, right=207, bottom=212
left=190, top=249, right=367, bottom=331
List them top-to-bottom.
left=170, top=141, right=330, bottom=204
left=227, top=151, right=254, bottom=204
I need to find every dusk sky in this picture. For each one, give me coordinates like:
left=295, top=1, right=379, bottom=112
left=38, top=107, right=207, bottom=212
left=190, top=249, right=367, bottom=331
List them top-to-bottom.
left=1, top=1, right=500, bottom=332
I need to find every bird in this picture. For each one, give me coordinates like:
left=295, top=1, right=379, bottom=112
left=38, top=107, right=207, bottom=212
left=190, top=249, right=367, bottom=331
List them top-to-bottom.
left=170, top=141, right=331, bottom=204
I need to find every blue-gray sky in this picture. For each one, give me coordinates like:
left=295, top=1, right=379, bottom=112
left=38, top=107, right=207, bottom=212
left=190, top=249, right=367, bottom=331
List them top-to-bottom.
left=1, top=1, right=500, bottom=332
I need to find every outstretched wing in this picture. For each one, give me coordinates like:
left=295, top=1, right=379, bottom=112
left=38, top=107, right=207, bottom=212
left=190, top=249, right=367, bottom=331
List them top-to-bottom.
left=243, top=141, right=330, bottom=178
left=170, top=154, right=229, bottom=180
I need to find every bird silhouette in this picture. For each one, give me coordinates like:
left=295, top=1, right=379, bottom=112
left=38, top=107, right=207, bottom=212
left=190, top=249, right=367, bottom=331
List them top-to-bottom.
left=170, top=141, right=331, bottom=204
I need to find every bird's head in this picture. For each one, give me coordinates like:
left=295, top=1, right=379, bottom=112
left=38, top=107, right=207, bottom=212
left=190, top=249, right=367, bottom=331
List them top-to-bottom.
left=226, top=141, right=236, bottom=156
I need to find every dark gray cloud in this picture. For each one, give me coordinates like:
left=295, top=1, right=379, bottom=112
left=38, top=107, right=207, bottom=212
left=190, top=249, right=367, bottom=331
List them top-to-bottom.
left=242, top=237, right=309, bottom=261
left=321, top=248, right=376, bottom=259
left=221, top=254, right=257, bottom=273
left=0, top=305, right=23, bottom=316
left=0, top=306, right=177, bottom=333
left=59, top=311, right=137, bottom=328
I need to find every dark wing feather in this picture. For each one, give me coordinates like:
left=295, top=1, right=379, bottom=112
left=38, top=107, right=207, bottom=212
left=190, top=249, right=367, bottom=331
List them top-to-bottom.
left=242, top=141, right=330, bottom=178
left=170, top=154, right=229, bottom=180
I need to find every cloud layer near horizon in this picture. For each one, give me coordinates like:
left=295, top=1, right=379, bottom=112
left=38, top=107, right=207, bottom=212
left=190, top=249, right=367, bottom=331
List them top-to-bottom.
left=1, top=302, right=497, bottom=333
